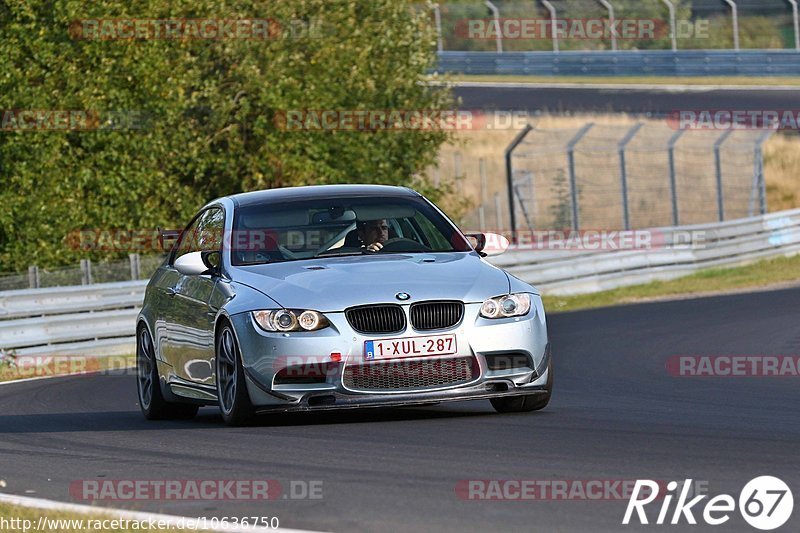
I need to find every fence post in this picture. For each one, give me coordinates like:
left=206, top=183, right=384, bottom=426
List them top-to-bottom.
left=540, top=0, right=559, bottom=53
left=596, top=0, right=617, bottom=51
left=661, top=0, right=678, bottom=51
left=724, top=0, right=740, bottom=51
left=790, top=0, right=800, bottom=51
left=484, top=1, right=502, bottom=53
left=431, top=2, right=443, bottom=52
left=566, top=123, right=594, bottom=231
left=618, top=123, right=644, bottom=230
left=505, top=124, right=533, bottom=242
left=667, top=129, right=685, bottom=226
left=714, top=130, right=734, bottom=222
left=752, top=130, right=774, bottom=215
left=454, top=151, right=464, bottom=197
left=479, top=158, right=488, bottom=231
left=479, top=158, right=488, bottom=204
left=513, top=171, right=535, bottom=231
left=494, top=192, right=504, bottom=233
left=129, top=253, right=141, bottom=281
left=80, top=259, right=93, bottom=285
left=28, top=266, right=40, bottom=289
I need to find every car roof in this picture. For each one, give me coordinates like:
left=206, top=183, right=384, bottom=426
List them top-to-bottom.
left=229, top=184, right=420, bottom=207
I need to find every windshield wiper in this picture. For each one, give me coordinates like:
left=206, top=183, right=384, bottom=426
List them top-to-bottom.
left=313, top=250, right=367, bottom=259
left=236, top=258, right=289, bottom=266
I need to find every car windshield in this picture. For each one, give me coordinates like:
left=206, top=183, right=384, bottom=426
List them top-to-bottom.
left=230, top=195, right=471, bottom=265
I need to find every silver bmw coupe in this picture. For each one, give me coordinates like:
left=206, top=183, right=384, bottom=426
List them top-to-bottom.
left=136, top=185, right=552, bottom=425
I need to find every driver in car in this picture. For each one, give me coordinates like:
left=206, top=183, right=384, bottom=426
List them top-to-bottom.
left=357, top=219, right=389, bottom=252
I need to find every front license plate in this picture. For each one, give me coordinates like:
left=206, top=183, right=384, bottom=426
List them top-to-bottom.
left=364, top=334, right=457, bottom=360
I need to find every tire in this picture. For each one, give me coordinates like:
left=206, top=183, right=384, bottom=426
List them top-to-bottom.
left=216, top=323, right=255, bottom=426
left=136, top=326, right=199, bottom=420
left=490, top=357, right=553, bottom=414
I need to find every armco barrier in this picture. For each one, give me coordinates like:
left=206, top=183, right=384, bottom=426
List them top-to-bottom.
left=435, top=50, right=800, bottom=76
left=490, top=208, right=800, bottom=295
left=1, top=209, right=800, bottom=356
left=0, top=280, right=146, bottom=356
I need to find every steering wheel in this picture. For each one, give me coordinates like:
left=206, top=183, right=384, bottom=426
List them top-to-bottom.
left=377, top=238, right=430, bottom=253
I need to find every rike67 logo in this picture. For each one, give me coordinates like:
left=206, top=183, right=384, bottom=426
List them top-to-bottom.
left=623, top=477, right=793, bottom=530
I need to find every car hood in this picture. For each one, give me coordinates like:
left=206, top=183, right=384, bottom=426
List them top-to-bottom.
left=231, top=252, right=512, bottom=312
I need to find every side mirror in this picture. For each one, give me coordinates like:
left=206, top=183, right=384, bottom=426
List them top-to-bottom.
left=466, top=233, right=510, bottom=257
left=201, top=250, right=221, bottom=273
left=174, top=251, right=220, bottom=276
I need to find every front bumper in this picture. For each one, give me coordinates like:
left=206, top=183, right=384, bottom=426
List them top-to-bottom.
left=229, top=299, right=550, bottom=412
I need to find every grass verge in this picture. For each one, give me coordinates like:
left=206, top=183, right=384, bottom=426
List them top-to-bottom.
left=543, top=253, right=800, bottom=313
left=0, top=355, right=135, bottom=383
left=0, top=502, right=210, bottom=532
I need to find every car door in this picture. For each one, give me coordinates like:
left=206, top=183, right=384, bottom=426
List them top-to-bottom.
left=161, top=207, right=225, bottom=385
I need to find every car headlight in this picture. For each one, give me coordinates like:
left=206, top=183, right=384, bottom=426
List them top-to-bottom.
left=480, top=293, right=532, bottom=319
left=252, top=310, right=330, bottom=332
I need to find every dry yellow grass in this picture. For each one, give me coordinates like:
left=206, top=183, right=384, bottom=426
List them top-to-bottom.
left=430, top=114, right=800, bottom=226
left=763, top=133, right=800, bottom=211
left=0, top=502, right=215, bottom=532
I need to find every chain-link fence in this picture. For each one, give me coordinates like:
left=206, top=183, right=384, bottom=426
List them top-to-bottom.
left=456, top=121, right=773, bottom=232
left=0, top=254, right=166, bottom=292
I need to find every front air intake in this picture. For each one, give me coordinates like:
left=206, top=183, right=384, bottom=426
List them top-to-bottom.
left=410, top=301, right=464, bottom=331
left=345, top=304, right=406, bottom=334
left=343, top=357, right=476, bottom=391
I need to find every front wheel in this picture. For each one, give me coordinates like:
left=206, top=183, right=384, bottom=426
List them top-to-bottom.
left=216, top=324, right=255, bottom=426
left=137, top=326, right=198, bottom=420
left=490, top=358, right=553, bottom=413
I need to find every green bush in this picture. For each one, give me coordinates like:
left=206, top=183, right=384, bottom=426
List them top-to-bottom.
left=0, top=0, right=453, bottom=271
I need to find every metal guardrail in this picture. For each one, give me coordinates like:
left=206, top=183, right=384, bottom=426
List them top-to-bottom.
left=436, top=50, right=800, bottom=76
left=490, top=208, right=800, bottom=295
left=1, top=209, right=799, bottom=355
left=0, top=280, right=146, bottom=356
left=0, top=280, right=147, bottom=320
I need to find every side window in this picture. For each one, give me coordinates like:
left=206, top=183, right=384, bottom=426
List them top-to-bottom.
left=172, top=208, right=225, bottom=263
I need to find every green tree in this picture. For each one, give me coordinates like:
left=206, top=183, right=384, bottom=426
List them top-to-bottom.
left=0, top=0, right=453, bottom=271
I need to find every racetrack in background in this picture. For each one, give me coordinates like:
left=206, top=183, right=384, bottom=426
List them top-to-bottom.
left=454, top=83, right=800, bottom=115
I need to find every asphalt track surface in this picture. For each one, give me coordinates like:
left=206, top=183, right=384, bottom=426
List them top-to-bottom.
left=454, top=85, right=800, bottom=115
left=1, top=287, right=799, bottom=532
